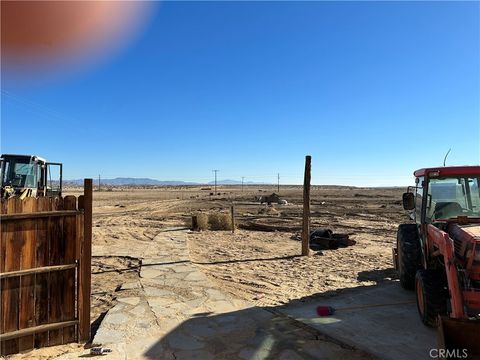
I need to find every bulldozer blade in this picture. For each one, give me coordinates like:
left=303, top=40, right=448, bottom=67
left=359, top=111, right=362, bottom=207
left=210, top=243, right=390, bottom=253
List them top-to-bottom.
left=437, top=316, right=480, bottom=359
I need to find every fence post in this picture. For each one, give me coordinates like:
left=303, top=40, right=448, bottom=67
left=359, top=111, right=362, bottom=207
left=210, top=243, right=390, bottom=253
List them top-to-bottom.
left=302, top=156, right=311, bottom=256
left=78, top=179, right=92, bottom=342
left=231, top=205, right=235, bottom=234
left=191, top=215, right=198, bottom=231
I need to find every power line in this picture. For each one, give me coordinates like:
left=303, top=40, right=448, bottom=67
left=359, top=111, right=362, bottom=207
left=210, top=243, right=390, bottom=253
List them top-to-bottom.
left=1, top=90, right=80, bottom=125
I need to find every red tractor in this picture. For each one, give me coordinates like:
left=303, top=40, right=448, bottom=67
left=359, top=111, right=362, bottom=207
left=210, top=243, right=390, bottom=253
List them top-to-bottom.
left=394, top=166, right=480, bottom=355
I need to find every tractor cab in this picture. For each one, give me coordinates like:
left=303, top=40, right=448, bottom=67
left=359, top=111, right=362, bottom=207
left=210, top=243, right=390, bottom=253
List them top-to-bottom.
left=0, top=154, right=62, bottom=198
left=401, top=166, right=480, bottom=283
left=402, top=167, right=480, bottom=225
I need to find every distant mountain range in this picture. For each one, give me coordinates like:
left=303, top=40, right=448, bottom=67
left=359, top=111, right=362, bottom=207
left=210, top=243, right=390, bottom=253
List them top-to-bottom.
left=64, top=177, right=268, bottom=186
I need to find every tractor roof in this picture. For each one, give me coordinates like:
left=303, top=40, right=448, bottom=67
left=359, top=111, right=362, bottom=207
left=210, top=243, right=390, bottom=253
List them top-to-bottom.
left=1, top=154, right=47, bottom=163
left=414, top=166, right=480, bottom=178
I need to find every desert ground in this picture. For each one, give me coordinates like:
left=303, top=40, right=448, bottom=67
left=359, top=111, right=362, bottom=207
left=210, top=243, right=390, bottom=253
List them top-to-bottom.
left=8, top=184, right=408, bottom=359
left=81, top=185, right=405, bottom=314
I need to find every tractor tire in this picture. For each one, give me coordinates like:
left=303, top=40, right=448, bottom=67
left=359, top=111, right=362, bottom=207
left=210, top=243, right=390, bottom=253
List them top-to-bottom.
left=397, top=224, right=421, bottom=290
left=415, top=269, right=448, bottom=327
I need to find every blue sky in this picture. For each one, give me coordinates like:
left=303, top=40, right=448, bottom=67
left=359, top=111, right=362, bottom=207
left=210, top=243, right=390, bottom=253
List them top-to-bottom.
left=2, top=1, right=479, bottom=186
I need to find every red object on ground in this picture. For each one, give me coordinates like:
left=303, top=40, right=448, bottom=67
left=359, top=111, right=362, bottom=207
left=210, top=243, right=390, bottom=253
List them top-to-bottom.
left=316, top=305, right=335, bottom=316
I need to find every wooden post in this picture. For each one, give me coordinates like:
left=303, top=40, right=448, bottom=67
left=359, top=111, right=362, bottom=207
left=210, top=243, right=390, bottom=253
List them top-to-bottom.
left=302, top=156, right=311, bottom=256
left=78, top=179, right=92, bottom=342
left=34, top=197, right=50, bottom=348
left=231, top=205, right=235, bottom=233
left=191, top=215, right=198, bottom=231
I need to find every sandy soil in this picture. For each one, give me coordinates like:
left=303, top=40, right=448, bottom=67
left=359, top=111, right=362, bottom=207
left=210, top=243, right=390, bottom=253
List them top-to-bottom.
left=6, top=185, right=407, bottom=359
left=79, top=185, right=406, bottom=314
left=187, top=186, right=405, bottom=306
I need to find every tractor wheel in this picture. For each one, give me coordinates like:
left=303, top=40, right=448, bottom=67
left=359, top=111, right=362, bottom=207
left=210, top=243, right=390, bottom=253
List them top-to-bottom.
left=397, top=224, right=421, bottom=290
left=415, top=269, right=448, bottom=327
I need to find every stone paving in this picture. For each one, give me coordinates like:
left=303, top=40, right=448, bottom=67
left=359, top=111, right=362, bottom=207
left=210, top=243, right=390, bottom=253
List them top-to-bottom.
left=86, top=229, right=371, bottom=359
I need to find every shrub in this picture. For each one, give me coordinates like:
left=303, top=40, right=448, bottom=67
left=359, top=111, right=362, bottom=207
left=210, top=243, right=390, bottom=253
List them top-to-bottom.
left=191, top=212, right=234, bottom=231
left=192, top=213, right=209, bottom=231
left=208, top=213, right=233, bottom=231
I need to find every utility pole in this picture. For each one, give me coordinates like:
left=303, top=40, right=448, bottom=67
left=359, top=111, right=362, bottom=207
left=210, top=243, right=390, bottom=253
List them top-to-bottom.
left=212, top=170, right=219, bottom=194
left=277, top=173, right=280, bottom=193
left=98, top=174, right=101, bottom=191
left=242, top=177, right=245, bottom=192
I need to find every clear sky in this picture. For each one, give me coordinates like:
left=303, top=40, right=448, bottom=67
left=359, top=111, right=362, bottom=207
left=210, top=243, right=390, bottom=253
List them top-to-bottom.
left=2, top=1, right=479, bottom=186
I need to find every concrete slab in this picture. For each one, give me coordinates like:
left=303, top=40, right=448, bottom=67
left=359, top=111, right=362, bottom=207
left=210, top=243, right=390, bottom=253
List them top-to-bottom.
left=278, top=282, right=437, bottom=360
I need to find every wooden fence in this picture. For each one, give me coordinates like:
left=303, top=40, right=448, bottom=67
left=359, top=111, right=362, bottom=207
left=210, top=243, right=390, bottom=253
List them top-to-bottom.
left=0, top=179, right=92, bottom=356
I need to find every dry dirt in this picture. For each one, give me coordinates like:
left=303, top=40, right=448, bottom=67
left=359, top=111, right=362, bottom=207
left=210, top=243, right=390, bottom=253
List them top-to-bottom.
left=7, top=185, right=408, bottom=359
left=79, top=185, right=406, bottom=317
left=187, top=186, right=405, bottom=307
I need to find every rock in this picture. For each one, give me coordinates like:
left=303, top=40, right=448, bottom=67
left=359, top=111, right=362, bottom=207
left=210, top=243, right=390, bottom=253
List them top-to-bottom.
left=120, top=281, right=141, bottom=290
left=118, top=297, right=141, bottom=306
left=105, top=312, right=131, bottom=325
left=94, top=329, right=126, bottom=345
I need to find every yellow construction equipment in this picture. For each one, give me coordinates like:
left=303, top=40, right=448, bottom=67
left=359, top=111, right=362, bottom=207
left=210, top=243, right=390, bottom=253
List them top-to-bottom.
left=1, top=154, right=63, bottom=198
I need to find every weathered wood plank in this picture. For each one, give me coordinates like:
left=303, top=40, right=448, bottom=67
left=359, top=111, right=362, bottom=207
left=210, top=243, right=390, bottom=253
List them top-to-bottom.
left=77, top=195, right=84, bottom=211
left=62, top=196, right=77, bottom=343
left=34, top=197, right=50, bottom=348
left=48, top=197, right=64, bottom=346
left=1, top=198, right=21, bottom=355
left=18, top=198, right=36, bottom=352
left=0, top=199, right=7, bottom=214
left=0, top=199, right=6, bottom=273
left=0, top=200, right=7, bottom=345
left=0, top=210, right=80, bottom=221
left=76, top=212, right=84, bottom=342
left=1, top=264, right=77, bottom=279
left=1, top=320, right=78, bottom=342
